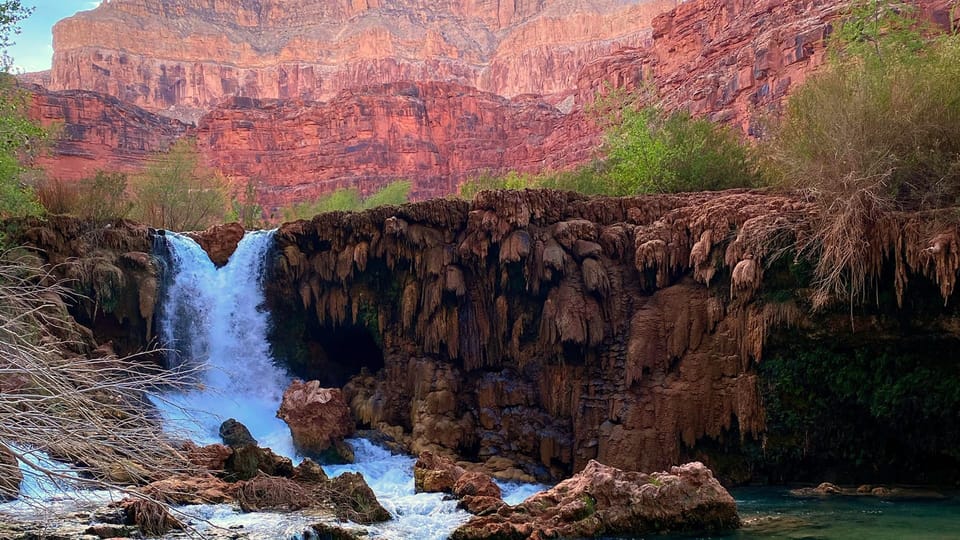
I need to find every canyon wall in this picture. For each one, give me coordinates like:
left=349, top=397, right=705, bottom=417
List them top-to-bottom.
left=32, top=0, right=959, bottom=206
left=50, top=0, right=676, bottom=120
left=27, top=85, right=189, bottom=181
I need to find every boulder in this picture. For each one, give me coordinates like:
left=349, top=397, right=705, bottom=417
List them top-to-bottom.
left=185, top=222, right=245, bottom=267
left=277, top=380, right=355, bottom=462
left=219, top=418, right=258, bottom=448
left=184, top=442, right=233, bottom=472
left=0, top=443, right=22, bottom=501
left=224, top=445, right=294, bottom=481
left=414, top=451, right=505, bottom=515
left=414, top=451, right=464, bottom=493
left=451, top=461, right=739, bottom=539
left=327, top=472, right=392, bottom=524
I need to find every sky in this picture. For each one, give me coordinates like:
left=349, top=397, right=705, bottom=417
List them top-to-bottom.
left=9, top=1, right=102, bottom=73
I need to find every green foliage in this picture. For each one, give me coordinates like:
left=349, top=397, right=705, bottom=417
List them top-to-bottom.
left=0, top=1, right=31, bottom=70
left=0, top=75, right=45, bottom=220
left=459, top=94, right=756, bottom=199
left=605, top=106, right=758, bottom=195
left=131, top=138, right=228, bottom=231
left=76, top=171, right=133, bottom=220
left=227, top=177, right=264, bottom=228
left=281, top=180, right=412, bottom=221
left=360, top=180, right=411, bottom=209
left=758, top=339, right=960, bottom=483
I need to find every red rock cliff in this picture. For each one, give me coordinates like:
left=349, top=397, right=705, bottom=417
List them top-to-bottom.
left=51, top=0, right=676, bottom=121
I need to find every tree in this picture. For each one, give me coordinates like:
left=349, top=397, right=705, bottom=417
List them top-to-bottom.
left=0, top=1, right=44, bottom=227
left=131, top=138, right=228, bottom=231
left=227, top=177, right=264, bottom=228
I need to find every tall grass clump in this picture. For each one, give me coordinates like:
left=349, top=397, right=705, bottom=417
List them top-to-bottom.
left=767, top=1, right=960, bottom=305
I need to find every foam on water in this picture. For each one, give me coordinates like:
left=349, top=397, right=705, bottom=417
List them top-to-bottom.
left=152, top=230, right=296, bottom=457
left=324, top=438, right=471, bottom=539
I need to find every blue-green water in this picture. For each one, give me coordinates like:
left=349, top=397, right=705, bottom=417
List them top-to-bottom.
left=704, top=488, right=960, bottom=539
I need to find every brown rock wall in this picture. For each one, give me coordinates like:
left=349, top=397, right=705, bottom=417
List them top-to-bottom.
left=267, top=189, right=960, bottom=481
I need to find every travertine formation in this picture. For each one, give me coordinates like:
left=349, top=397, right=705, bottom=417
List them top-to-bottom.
left=8, top=189, right=960, bottom=484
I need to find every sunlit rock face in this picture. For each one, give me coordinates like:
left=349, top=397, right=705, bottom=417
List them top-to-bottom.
left=49, top=0, right=677, bottom=120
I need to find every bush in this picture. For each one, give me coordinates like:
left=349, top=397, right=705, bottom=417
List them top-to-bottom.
left=766, top=1, right=960, bottom=304
left=0, top=75, right=45, bottom=220
left=605, top=106, right=758, bottom=195
left=131, top=139, right=228, bottom=231
left=281, top=180, right=412, bottom=221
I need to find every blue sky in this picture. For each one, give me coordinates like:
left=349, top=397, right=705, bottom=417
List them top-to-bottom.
left=10, top=1, right=102, bottom=73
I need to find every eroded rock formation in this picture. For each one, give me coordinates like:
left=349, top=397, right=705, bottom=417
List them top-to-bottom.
left=37, top=0, right=959, bottom=204
left=27, top=84, right=188, bottom=182
left=265, top=189, right=960, bottom=482
left=276, top=380, right=355, bottom=462
left=451, top=461, right=739, bottom=539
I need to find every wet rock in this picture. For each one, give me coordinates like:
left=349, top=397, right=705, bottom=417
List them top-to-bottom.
left=185, top=222, right=245, bottom=266
left=277, top=380, right=355, bottom=462
left=219, top=418, right=258, bottom=448
left=184, top=442, right=233, bottom=472
left=0, top=443, right=22, bottom=501
left=224, top=445, right=294, bottom=481
left=414, top=451, right=463, bottom=493
left=414, top=451, right=504, bottom=515
left=293, top=458, right=329, bottom=483
left=451, top=461, right=739, bottom=539
left=453, top=471, right=502, bottom=500
left=327, top=472, right=391, bottom=524
left=790, top=483, right=947, bottom=500
left=84, top=523, right=136, bottom=538
left=307, top=523, right=366, bottom=540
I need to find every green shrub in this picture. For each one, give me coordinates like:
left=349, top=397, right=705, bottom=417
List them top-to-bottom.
left=766, top=1, right=960, bottom=305
left=605, top=106, right=758, bottom=195
left=131, top=139, right=228, bottom=231
left=76, top=171, right=133, bottom=220
left=281, top=180, right=412, bottom=220
left=361, top=180, right=411, bottom=209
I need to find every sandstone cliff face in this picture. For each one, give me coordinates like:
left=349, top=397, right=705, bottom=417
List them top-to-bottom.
left=33, top=0, right=958, bottom=207
left=51, top=0, right=676, bottom=119
left=196, top=82, right=589, bottom=209
left=28, top=84, right=188, bottom=181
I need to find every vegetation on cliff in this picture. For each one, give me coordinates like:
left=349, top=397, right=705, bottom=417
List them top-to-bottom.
left=766, top=0, right=960, bottom=306
left=282, top=180, right=412, bottom=221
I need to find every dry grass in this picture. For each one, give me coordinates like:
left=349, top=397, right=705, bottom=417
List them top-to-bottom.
left=766, top=25, right=960, bottom=307
left=0, top=248, right=200, bottom=499
left=237, top=474, right=312, bottom=512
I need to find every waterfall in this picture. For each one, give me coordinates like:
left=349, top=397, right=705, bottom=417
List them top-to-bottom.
left=150, top=229, right=543, bottom=537
left=153, top=230, right=295, bottom=456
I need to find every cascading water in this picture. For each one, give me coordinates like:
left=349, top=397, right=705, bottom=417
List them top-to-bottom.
left=152, top=230, right=543, bottom=538
left=153, top=230, right=296, bottom=456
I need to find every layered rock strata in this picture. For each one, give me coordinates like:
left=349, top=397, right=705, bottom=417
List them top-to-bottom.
left=50, top=0, right=677, bottom=119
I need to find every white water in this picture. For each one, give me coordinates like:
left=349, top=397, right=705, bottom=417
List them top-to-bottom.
left=2, top=229, right=545, bottom=538
left=153, top=230, right=296, bottom=456
left=154, top=230, right=549, bottom=538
